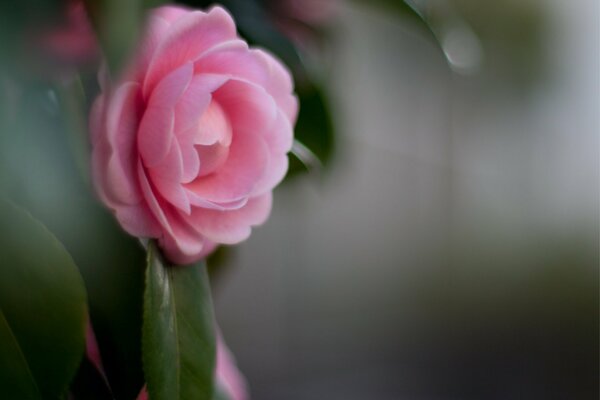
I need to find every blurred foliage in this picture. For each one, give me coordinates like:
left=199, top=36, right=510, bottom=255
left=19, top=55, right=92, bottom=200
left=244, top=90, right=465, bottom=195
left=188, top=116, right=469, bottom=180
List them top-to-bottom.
left=0, top=0, right=63, bottom=75
left=83, top=0, right=164, bottom=75
left=361, top=0, right=545, bottom=86
left=449, top=0, right=545, bottom=85
left=0, top=82, right=147, bottom=399
left=0, top=199, right=88, bottom=399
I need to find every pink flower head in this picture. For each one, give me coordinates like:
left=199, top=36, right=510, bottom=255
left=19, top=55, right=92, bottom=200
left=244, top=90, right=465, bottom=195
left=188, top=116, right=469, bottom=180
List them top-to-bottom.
left=90, top=5, right=298, bottom=264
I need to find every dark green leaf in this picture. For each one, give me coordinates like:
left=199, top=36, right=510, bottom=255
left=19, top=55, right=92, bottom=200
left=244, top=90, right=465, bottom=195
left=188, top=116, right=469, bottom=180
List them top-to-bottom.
left=83, top=0, right=144, bottom=74
left=287, top=83, right=335, bottom=177
left=0, top=84, right=147, bottom=399
left=0, top=199, right=87, bottom=399
left=143, top=242, right=216, bottom=400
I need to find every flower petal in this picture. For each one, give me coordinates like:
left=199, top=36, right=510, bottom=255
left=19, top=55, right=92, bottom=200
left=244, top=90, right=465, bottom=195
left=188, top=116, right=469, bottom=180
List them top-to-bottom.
left=143, top=6, right=237, bottom=97
left=138, top=63, right=193, bottom=167
left=174, top=73, right=229, bottom=135
left=213, top=79, right=277, bottom=137
left=104, top=82, right=143, bottom=205
left=184, top=132, right=269, bottom=203
left=188, top=193, right=272, bottom=244
left=115, top=203, right=162, bottom=237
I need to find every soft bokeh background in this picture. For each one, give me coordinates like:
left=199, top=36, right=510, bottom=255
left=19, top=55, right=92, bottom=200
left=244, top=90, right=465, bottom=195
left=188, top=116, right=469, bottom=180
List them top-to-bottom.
left=0, top=0, right=597, bottom=399
left=211, top=1, right=599, bottom=399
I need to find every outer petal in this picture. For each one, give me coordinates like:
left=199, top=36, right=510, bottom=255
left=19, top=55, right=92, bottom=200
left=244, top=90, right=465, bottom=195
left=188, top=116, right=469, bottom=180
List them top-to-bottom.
left=154, top=5, right=189, bottom=23
left=143, top=6, right=237, bottom=97
left=195, top=46, right=298, bottom=123
left=138, top=63, right=193, bottom=167
left=103, top=82, right=143, bottom=205
left=188, top=193, right=272, bottom=244
left=115, top=203, right=162, bottom=237
left=159, top=210, right=206, bottom=264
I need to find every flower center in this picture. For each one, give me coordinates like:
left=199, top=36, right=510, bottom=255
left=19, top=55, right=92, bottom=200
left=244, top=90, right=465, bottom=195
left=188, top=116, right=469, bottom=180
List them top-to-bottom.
left=195, top=100, right=231, bottom=177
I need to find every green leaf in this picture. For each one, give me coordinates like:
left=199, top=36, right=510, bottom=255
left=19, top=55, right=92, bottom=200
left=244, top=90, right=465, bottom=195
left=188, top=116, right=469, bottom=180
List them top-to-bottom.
left=83, top=0, right=144, bottom=74
left=287, top=83, right=335, bottom=177
left=0, top=84, right=147, bottom=400
left=0, top=199, right=87, bottom=399
left=143, top=242, right=216, bottom=400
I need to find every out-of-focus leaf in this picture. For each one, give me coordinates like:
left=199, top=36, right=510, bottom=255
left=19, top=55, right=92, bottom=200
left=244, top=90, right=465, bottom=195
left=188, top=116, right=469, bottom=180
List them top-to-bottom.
left=0, top=0, right=63, bottom=75
left=83, top=0, right=143, bottom=74
left=83, top=0, right=168, bottom=74
left=355, top=0, right=442, bottom=50
left=288, top=83, right=335, bottom=176
left=0, top=85, right=147, bottom=400
left=0, top=198, right=87, bottom=399
left=143, top=242, right=216, bottom=400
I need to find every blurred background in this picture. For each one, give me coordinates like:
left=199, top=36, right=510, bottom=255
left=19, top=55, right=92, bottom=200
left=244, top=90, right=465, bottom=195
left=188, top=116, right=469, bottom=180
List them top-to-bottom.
left=0, top=0, right=597, bottom=399
left=211, top=1, right=599, bottom=399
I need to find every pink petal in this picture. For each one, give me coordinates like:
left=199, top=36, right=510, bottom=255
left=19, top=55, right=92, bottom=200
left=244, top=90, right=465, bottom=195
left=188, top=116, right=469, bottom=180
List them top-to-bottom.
left=154, top=5, right=189, bottom=24
left=143, top=7, right=237, bottom=98
left=192, top=40, right=266, bottom=82
left=195, top=46, right=298, bottom=123
left=253, top=49, right=299, bottom=123
left=138, top=63, right=193, bottom=167
left=174, top=73, right=229, bottom=136
left=213, top=79, right=278, bottom=137
left=104, top=82, right=143, bottom=205
left=195, top=100, right=232, bottom=147
left=265, top=108, right=294, bottom=153
left=184, top=131, right=269, bottom=204
left=147, top=139, right=184, bottom=182
left=196, top=141, right=229, bottom=177
left=179, top=143, right=200, bottom=184
left=251, top=153, right=289, bottom=196
left=138, top=160, right=171, bottom=233
left=139, top=162, right=203, bottom=262
left=149, top=173, right=191, bottom=214
left=185, top=190, right=248, bottom=211
left=188, top=193, right=272, bottom=244
left=115, top=203, right=162, bottom=237
left=159, top=209, right=205, bottom=264
left=86, top=322, right=103, bottom=374
left=215, top=330, right=249, bottom=400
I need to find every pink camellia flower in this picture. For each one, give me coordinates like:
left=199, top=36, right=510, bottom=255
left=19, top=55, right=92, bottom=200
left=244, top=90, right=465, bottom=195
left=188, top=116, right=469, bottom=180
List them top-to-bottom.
left=91, top=5, right=298, bottom=264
